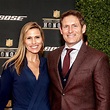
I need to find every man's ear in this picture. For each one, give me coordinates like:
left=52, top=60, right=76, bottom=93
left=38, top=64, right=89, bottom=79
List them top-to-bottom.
left=82, top=24, right=86, bottom=34
left=59, top=27, right=63, bottom=35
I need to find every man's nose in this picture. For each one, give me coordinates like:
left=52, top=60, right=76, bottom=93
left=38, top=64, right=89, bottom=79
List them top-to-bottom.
left=68, top=26, right=73, bottom=33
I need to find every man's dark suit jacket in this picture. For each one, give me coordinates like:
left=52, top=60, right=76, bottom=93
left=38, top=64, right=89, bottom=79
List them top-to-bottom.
left=47, top=43, right=110, bottom=110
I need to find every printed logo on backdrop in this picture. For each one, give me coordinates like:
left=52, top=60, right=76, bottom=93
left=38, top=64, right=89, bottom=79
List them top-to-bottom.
left=42, top=10, right=60, bottom=30
left=53, top=10, right=60, bottom=18
left=0, top=15, right=27, bottom=21
left=0, top=38, right=16, bottom=58
left=6, top=39, right=13, bottom=47
left=0, top=46, right=59, bottom=59
left=0, top=48, right=17, bottom=59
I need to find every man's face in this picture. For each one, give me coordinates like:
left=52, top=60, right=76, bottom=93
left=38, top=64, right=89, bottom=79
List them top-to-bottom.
left=60, top=15, right=86, bottom=47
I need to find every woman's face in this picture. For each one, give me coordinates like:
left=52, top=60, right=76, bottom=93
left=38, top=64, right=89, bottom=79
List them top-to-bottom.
left=24, top=28, right=43, bottom=55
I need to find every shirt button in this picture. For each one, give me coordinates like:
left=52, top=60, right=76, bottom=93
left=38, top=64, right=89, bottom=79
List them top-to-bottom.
left=63, top=79, right=66, bottom=81
left=62, top=93, right=65, bottom=96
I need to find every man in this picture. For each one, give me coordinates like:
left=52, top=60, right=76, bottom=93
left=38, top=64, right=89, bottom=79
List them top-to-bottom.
left=47, top=10, right=110, bottom=110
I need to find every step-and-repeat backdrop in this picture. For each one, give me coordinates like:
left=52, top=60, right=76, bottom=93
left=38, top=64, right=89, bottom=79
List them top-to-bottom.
left=0, top=0, right=75, bottom=76
left=0, top=0, right=75, bottom=109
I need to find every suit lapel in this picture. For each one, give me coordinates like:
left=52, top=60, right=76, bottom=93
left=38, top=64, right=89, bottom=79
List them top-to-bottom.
left=64, top=43, right=88, bottom=90
left=52, top=46, right=64, bottom=90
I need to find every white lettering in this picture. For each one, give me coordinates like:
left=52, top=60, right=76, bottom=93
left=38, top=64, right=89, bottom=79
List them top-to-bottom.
left=0, top=15, right=27, bottom=21
left=44, top=22, right=48, bottom=28
left=44, top=46, right=59, bottom=51
left=1, top=52, right=4, bottom=57
left=5, top=52, right=9, bottom=57
left=10, top=52, right=14, bottom=57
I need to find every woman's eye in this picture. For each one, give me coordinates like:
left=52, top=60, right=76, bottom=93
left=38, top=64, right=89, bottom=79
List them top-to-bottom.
left=27, top=37, right=31, bottom=39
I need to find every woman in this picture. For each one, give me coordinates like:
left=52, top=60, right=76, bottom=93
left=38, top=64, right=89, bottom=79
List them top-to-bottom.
left=0, top=22, right=50, bottom=110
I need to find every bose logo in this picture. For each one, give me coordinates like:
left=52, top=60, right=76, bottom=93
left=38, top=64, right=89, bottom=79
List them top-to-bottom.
left=0, top=15, right=27, bottom=21
left=44, top=46, right=59, bottom=51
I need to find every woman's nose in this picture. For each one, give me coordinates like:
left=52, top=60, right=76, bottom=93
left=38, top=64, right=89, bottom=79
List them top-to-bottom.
left=32, top=38, right=36, bottom=44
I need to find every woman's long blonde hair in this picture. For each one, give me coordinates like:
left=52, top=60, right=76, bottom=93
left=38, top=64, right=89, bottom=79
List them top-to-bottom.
left=3, top=22, right=45, bottom=75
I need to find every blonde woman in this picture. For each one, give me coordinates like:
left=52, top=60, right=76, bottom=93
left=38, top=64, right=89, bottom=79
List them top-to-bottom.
left=0, top=22, right=50, bottom=110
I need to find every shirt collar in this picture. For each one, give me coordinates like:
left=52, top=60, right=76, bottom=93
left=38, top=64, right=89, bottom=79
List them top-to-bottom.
left=64, top=39, right=83, bottom=51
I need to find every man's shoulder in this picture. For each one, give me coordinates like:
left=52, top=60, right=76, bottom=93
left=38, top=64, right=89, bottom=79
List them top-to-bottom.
left=87, top=45, right=108, bottom=59
left=88, top=46, right=105, bottom=54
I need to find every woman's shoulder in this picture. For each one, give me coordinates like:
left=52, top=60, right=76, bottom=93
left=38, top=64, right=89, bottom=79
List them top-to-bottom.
left=2, top=60, right=15, bottom=74
left=4, top=60, right=14, bottom=69
left=1, top=61, right=16, bottom=78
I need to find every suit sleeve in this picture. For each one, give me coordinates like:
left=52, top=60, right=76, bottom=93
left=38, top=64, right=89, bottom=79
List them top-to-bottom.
left=94, top=54, right=110, bottom=110
left=0, top=67, right=13, bottom=110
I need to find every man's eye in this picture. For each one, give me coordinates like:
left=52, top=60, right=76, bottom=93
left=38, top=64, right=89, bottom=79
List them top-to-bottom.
left=73, top=24, right=77, bottom=27
left=63, top=26, right=68, bottom=28
left=35, top=36, right=40, bottom=38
